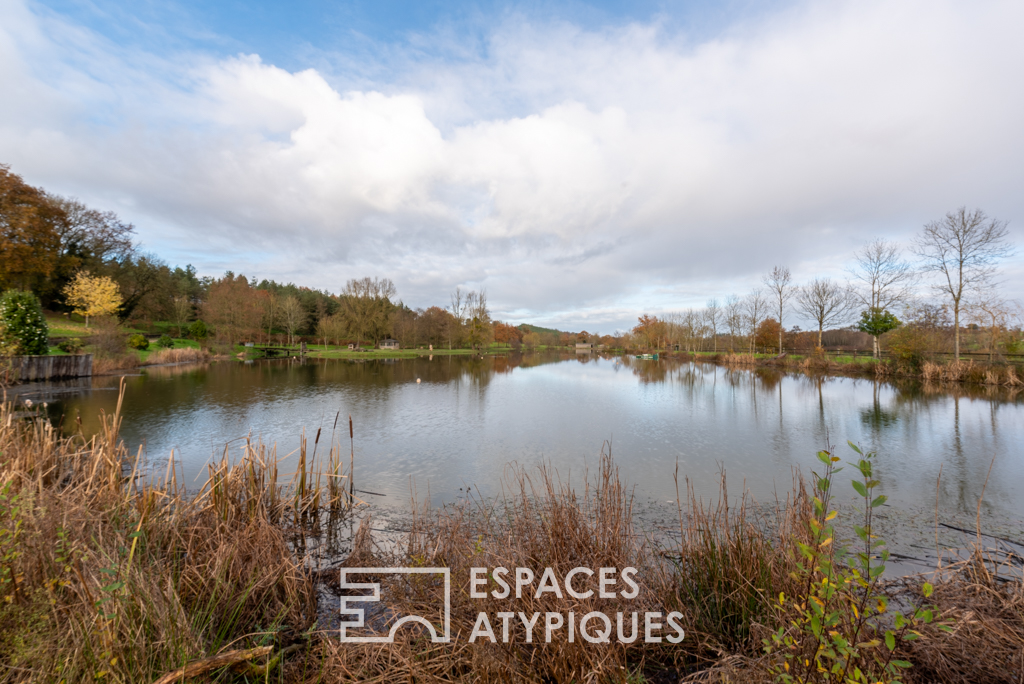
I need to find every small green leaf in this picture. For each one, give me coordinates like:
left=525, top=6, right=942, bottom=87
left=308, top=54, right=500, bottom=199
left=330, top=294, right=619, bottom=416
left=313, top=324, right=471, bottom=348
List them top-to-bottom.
left=847, top=441, right=863, bottom=455
left=852, top=481, right=869, bottom=497
left=871, top=495, right=888, bottom=508
left=922, top=582, right=934, bottom=598
left=885, top=631, right=896, bottom=651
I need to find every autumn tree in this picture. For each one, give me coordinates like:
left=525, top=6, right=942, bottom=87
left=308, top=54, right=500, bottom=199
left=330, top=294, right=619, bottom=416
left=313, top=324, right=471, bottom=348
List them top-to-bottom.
left=0, top=165, right=63, bottom=293
left=913, top=207, right=1014, bottom=359
left=763, top=266, right=794, bottom=355
left=62, top=271, right=122, bottom=328
left=203, top=273, right=261, bottom=344
left=796, top=278, right=853, bottom=347
left=420, top=306, right=455, bottom=348
left=633, top=314, right=664, bottom=349
left=755, top=318, right=782, bottom=353
left=494, top=322, right=524, bottom=346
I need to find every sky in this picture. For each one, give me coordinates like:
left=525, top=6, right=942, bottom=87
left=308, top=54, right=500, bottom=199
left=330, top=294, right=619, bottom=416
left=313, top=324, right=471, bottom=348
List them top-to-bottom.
left=1, top=0, right=1022, bottom=333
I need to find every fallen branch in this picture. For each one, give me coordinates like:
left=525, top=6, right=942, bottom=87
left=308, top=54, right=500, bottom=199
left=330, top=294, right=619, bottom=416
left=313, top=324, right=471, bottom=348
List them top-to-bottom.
left=152, top=646, right=273, bottom=684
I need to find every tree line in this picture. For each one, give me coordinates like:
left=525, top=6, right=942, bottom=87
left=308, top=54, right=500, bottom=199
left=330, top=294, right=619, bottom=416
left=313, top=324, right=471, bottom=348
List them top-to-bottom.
left=2, top=163, right=1017, bottom=358
left=627, top=208, right=1017, bottom=361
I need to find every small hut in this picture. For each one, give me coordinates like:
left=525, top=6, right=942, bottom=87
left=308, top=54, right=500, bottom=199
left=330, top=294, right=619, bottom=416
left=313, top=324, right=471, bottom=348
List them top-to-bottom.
left=379, top=339, right=400, bottom=350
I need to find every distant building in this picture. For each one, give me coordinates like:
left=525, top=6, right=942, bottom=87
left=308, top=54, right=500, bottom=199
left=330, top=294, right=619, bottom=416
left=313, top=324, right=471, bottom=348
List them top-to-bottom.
left=380, top=339, right=400, bottom=350
left=575, top=341, right=593, bottom=352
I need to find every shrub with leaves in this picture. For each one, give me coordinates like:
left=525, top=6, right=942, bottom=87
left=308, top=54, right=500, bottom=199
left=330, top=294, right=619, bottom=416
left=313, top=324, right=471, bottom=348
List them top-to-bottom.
left=0, top=290, right=48, bottom=355
left=188, top=320, right=208, bottom=341
left=127, top=333, right=149, bottom=350
left=156, top=334, right=174, bottom=348
left=57, top=337, right=84, bottom=354
left=763, top=442, right=949, bottom=683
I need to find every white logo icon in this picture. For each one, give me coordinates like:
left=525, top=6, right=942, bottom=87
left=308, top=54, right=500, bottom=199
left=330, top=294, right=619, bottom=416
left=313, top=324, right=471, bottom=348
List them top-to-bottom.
left=338, top=567, right=451, bottom=643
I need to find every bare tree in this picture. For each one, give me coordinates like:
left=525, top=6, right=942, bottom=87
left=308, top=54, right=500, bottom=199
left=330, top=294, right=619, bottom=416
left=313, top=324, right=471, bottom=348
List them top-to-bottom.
left=912, top=207, right=1013, bottom=359
left=849, top=238, right=914, bottom=357
left=763, top=266, right=794, bottom=354
left=341, top=277, right=397, bottom=347
left=796, top=278, right=853, bottom=348
left=448, top=287, right=466, bottom=349
left=743, top=288, right=768, bottom=353
left=465, top=290, right=493, bottom=349
left=261, top=291, right=279, bottom=343
left=724, top=294, right=743, bottom=351
left=969, top=294, right=1020, bottom=362
left=172, top=295, right=192, bottom=338
left=279, top=295, right=305, bottom=346
left=704, top=299, right=721, bottom=352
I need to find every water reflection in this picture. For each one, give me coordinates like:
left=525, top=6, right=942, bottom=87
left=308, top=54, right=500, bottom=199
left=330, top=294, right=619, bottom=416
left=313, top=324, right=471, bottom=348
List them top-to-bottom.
left=18, top=353, right=1024, bottom=521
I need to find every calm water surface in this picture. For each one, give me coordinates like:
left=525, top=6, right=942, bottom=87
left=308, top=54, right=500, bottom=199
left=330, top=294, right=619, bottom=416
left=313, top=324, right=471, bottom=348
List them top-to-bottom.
left=22, top=353, right=1024, bottom=521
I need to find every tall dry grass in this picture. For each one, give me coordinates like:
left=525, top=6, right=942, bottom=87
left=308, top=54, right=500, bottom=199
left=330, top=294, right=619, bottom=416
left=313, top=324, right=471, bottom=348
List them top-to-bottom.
left=145, top=347, right=212, bottom=365
left=0, top=382, right=317, bottom=683
left=2, top=390, right=1022, bottom=682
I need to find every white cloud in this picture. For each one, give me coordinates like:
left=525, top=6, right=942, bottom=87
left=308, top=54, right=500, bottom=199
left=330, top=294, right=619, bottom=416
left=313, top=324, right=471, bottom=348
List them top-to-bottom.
left=1, top=0, right=1022, bottom=331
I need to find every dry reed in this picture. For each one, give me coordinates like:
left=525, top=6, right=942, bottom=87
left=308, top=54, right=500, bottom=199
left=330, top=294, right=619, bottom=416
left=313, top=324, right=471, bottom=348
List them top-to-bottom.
left=144, top=347, right=212, bottom=365
left=1, top=392, right=1021, bottom=683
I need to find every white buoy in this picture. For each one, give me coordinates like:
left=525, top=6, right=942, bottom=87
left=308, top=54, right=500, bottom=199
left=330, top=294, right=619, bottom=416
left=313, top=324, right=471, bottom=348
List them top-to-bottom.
left=416, top=378, right=421, bottom=383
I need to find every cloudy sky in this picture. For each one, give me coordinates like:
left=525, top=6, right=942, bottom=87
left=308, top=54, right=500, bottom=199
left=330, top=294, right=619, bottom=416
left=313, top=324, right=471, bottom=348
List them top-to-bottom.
left=1, top=0, right=1022, bottom=333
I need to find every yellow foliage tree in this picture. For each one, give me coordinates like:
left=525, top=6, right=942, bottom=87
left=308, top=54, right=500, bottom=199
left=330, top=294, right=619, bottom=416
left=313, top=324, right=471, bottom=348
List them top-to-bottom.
left=63, top=271, right=121, bottom=328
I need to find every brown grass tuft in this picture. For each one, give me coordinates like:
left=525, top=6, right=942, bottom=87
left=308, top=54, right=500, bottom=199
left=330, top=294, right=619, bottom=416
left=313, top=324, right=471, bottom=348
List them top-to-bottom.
left=145, top=347, right=212, bottom=365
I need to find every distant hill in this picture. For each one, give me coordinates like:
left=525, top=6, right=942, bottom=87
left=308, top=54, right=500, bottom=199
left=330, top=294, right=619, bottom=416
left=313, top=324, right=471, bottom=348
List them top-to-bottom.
left=517, top=323, right=565, bottom=336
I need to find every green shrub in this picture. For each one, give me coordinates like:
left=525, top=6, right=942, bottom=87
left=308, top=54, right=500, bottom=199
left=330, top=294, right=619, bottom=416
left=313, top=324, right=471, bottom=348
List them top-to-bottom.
left=0, top=290, right=48, bottom=355
left=188, top=320, right=208, bottom=341
left=127, top=333, right=149, bottom=350
left=156, top=334, right=174, bottom=348
left=57, top=337, right=84, bottom=354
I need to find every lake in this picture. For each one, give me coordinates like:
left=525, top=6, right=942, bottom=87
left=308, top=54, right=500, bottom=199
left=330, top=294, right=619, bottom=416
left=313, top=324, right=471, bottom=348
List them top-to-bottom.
left=18, top=353, right=1024, bottom=523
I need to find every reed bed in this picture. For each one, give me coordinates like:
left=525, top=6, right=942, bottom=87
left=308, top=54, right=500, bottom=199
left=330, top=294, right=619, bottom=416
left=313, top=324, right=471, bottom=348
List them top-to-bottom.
left=144, top=347, right=212, bottom=365
left=689, top=349, right=1024, bottom=388
left=92, top=353, right=140, bottom=374
left=721, top=353, right=759, bottom=366
left=0, top=382, right=318, bottom=683
left=1, top=392, right=1022, bottom=682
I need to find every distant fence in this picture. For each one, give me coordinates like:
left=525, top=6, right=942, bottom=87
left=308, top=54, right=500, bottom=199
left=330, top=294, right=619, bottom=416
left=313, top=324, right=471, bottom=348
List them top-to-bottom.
left=3, top=354, right=93, bottom=383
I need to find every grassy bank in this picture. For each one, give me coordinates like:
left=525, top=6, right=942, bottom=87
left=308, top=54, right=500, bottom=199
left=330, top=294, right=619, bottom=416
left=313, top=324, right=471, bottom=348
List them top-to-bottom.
left=667, top=350, right=1024, bottom=389
left=0, top=392, right=1021, bottom=682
